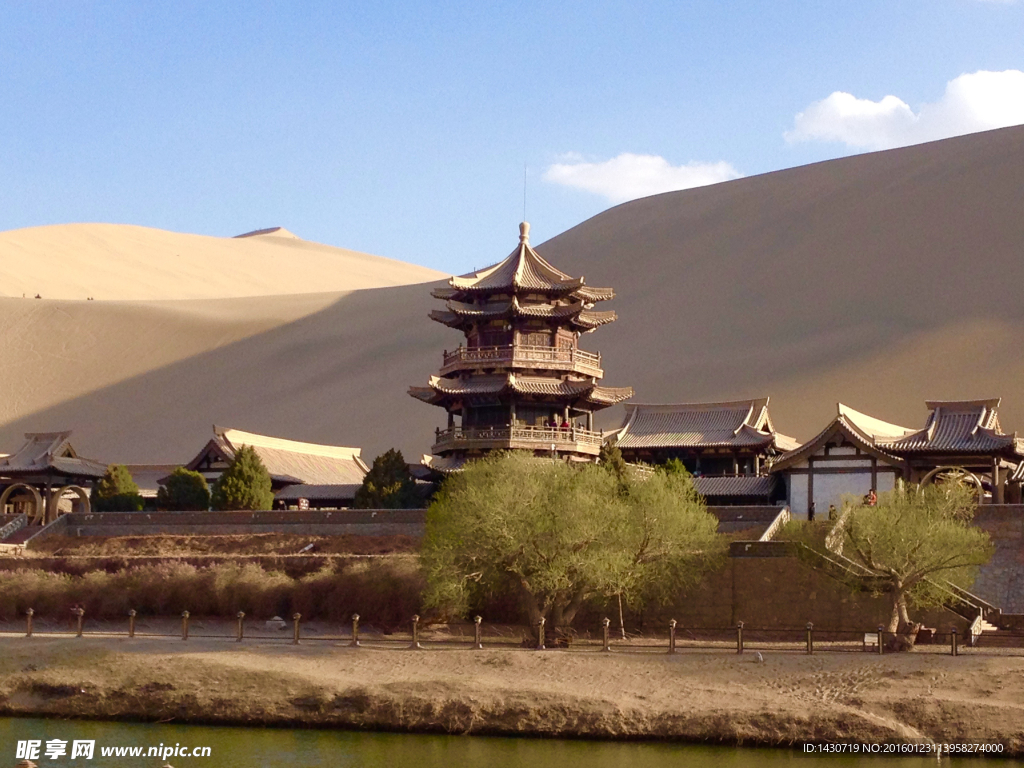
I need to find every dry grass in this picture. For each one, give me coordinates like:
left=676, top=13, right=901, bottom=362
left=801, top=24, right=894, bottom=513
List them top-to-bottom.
left=31, top=533, right=420, bottom=557
left=0, top=559, right=424, bottom=626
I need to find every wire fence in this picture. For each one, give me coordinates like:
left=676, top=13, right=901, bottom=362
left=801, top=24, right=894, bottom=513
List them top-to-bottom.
left=4, top=609, right=1024, bottom=657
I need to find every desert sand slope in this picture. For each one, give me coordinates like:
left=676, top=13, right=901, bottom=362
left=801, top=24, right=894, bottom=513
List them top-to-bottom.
left=538, top=124, right=1024, bottom=439
left=1, top=126, right=1024, bottom=462
left=0, top=224, right=444, bottom=300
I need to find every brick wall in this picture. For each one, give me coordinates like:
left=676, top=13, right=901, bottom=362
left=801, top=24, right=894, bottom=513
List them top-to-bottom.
left=973, top=505, right=1024, bottom=614
left=647, top=550, right=967, bottom=632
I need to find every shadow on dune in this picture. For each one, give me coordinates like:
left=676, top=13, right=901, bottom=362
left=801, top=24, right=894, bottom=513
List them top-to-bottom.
left=4, top=126, right=1024, bottom=461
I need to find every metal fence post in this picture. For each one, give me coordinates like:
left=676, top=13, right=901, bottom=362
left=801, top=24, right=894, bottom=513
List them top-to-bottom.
left=74, top=607, right=84, bottom=638
left=25, top=608, right=33, bottom=638
left=128, top=610, right=136, bottom=639
left=181, top=611, right=190, bottom=641
left=236, top=611, right=245, bottom=642
left=292, top=613, right=301, bottom=645
left=351, top=613, right=361, bottom=648
left=410, top=614, right=422, bottom=649
left=473, top=615, right=483, bottom=650
left=536, top=617, right=546, bottom=650
left=602, top=617, right=611, bottom=652
left=668, top=619, right=677, bottom=654
left=736, top=621, right=744, bottom=654
left=806, top=622, right=814, bottom=655
left=877, top=625, right=884, bottom=655
left=951, top=627, right=958, bottom=657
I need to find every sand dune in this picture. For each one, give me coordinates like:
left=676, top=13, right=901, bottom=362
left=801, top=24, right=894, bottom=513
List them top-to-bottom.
left=0, top=125, right=1023, bottom=463
left=0, top=223, right=444, bottom=300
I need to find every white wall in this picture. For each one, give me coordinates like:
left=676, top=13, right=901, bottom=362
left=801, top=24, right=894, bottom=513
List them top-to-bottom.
left=787, top=471, right=809, bottom=519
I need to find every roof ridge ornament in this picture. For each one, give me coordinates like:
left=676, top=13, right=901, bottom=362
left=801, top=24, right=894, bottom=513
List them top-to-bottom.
left=519, top=221, right=530, bottom=244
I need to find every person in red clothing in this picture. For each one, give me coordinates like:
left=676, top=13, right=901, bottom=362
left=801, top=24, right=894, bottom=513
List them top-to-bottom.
left=560, top=419, right=570, bottom=431
left=866, top=489, right=877, bottom=506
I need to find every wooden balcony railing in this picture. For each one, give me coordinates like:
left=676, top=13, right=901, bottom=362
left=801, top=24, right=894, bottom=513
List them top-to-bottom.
left=440, top=344, right=602, bottom=375
left=434, top=425, right=604, bottom=450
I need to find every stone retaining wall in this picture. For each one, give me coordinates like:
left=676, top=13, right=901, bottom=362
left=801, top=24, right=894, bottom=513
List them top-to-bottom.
left=973, top=505, right=1024, bottom=614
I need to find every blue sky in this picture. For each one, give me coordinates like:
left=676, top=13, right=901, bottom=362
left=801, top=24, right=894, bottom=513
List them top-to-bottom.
left=2, top=1, right=1023, bottom=275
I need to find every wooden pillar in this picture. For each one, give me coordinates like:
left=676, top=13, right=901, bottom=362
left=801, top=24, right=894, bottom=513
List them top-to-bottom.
left=510, top=401, right=516, bottom=426
left=448, top=411, right=454, bottom=429
left=586, top=411, right=593, bottom=431
left=732, top=453, right=739, bottom=476
left=754, top=455, right=761, bottom=476
left=993, top=457, right=1004, bottom=505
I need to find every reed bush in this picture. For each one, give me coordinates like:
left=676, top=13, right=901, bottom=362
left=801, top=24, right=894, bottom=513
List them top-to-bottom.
left=0, top=559, right=424, bottom=624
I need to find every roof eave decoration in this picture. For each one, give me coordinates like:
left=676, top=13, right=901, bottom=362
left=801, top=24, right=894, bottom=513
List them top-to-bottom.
left=769, top=414, right=907, bottom=474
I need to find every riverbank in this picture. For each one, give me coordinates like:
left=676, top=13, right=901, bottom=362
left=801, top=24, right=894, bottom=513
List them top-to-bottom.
left=0, top=636, right=1022, bottom=754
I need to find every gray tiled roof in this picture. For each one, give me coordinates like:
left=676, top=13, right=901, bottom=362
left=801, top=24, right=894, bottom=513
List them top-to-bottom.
left=436, top=222, right=612, bottom=300
left=411, top=374, right=632, bottom=407
left=614, top=399, right=786, bottom=450
left=878, top=399, right=1018, bottom=454
left=184, top=427, right=369, bottom=487
left=0, top=431, right=108, bottom=479
left=693, top=475, right=777, bottom=498
left=274, top=483, right=362, bottom=501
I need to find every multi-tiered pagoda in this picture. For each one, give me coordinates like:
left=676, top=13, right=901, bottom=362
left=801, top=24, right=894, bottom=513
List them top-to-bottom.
left=410, top=222, right=633, bottom=472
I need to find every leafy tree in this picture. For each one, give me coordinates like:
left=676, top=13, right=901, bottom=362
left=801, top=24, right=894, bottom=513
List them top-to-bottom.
left=598, top=438, right=629, bottom=488
left=211, top=445, right=274, bottom=511
left=353, top=448, right=421, bottom=509
left=422, top=452, right=723, bottom=629
left=661, top=457, right=691, bottom=479
left=93, top=464, right=144, bottom=512
left=157, top=467, right=211, bottom=511
left=841, top=482, right=993, bottom=633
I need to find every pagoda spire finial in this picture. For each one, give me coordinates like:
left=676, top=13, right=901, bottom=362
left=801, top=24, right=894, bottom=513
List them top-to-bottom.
left=519, top=221, right=530, bottom=244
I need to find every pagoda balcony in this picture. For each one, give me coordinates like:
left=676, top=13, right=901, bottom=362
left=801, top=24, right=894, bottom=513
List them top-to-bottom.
left=439, top=344, right=603, bottom=377
left=433, top=425, right=604, bottom=456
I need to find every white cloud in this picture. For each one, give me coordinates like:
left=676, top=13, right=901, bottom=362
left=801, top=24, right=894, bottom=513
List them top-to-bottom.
left=786, top=70, right=1024, bottom=150
left=543, top=153, right=742, bottom=204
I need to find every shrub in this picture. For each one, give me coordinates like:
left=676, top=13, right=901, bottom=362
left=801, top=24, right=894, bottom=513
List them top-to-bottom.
left=211, top=446, right=274, bottom=511
left=353, top=448, right=421, bottom=509
left=93, top=464, right=144, bottom=512
left=157, top=467, right=211, bottom=511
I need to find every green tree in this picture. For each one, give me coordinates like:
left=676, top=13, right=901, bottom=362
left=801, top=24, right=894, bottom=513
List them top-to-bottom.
left=598, top=438, right=629, bottom=485
left=211, top=445, right=274, bottom=511
left=353, top=448, right=421, bottom=509
left=422, top=452, right=723, bottom=629
left=93, top=464, right=144, bottom=512
left=157, top=467, right=211, bottom=511
left=841, top=482, right=993, bottom=633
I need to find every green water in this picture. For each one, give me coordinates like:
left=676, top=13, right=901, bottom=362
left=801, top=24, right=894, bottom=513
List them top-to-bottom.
left=0, top=718, right=1017, bottom=767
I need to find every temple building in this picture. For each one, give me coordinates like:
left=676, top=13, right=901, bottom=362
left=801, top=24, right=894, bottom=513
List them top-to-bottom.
left=410, top=222, right=633, bottom=471
left=609, top=399, right=797, bottom=505
left=770, top=399, right=1024, bottom=519
left=172, top=426, right=370, bottom=509
left=0, top=432, right=107, bottom=525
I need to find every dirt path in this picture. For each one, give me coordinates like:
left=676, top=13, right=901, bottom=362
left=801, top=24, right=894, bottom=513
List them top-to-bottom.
left=0, top=636, right=1022, bottom=754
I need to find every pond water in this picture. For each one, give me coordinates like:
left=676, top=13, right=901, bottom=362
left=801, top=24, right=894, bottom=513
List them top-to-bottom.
left=0, top=717, right=1017, bottom=767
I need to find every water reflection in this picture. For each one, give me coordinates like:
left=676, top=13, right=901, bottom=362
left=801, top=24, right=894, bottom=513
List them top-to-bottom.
left=0, top=718, right=1016, bottom=767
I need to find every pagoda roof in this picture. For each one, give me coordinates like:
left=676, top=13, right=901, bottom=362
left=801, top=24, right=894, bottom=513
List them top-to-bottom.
left=436, top=222, right=613, bottom=299
left=429, top=295, right=616, bottom=330
left=408, top=374, right=632, bottom=409
left=612, top=398, right=797, bottom=452
left=876, top=399, right=1020, bottom=455
left=0, top=431, right=108, bottom=479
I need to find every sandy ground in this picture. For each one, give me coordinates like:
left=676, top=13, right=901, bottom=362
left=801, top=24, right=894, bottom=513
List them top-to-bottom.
left=2, top=127, right=1024, bottom=462
left=0, top=224, right=444, bottom=301
left=0, top=632, right=1022, bottom=752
